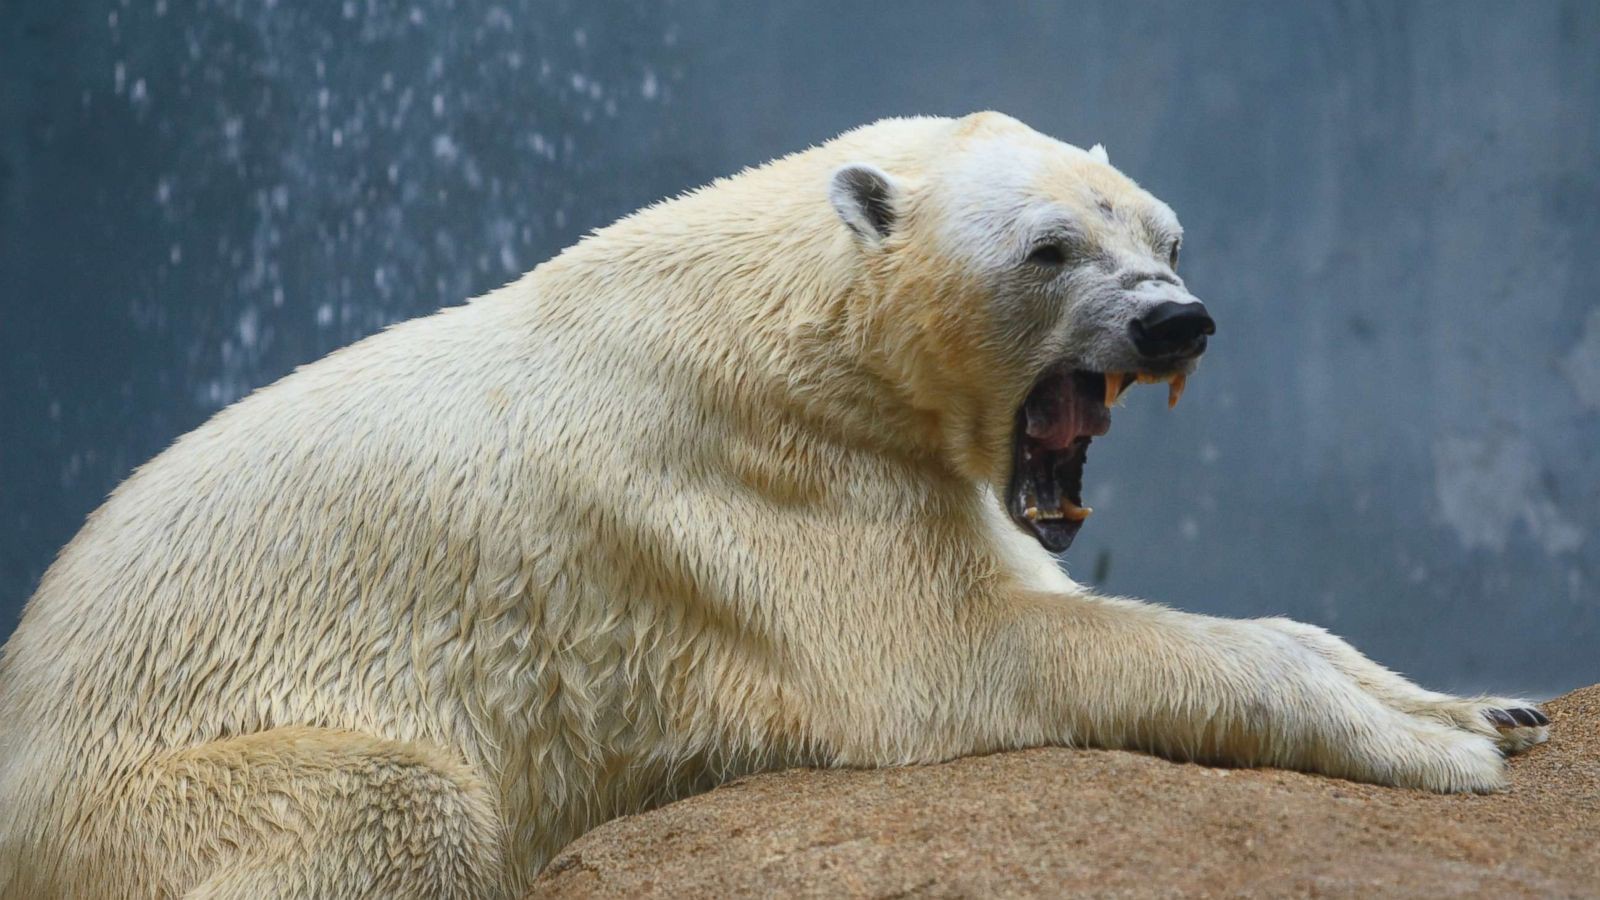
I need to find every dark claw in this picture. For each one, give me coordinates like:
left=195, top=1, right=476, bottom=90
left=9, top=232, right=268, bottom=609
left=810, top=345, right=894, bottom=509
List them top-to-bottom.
left=1508, top=707, right=1545, bottom=728
left=1484, top=708, right=1519, bottom=729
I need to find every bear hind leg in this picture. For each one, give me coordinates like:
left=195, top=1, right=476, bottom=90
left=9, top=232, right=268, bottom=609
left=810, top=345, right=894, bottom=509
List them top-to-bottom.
left=122, top=726, right=506, bottom=899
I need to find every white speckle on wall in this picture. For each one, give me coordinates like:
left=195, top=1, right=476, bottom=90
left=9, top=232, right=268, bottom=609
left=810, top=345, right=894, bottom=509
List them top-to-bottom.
left=431, top=133, right=458, bottom=162
left=237, top=307, right=259, bottom=350
left=1558, top=307, right=1600, bottom=411
left=1433, top=435, right=1584, bottom=556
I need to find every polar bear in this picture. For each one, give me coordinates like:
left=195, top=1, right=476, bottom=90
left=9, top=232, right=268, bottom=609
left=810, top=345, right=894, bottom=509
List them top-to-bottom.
left=0, top=113, right=1548, bottom=898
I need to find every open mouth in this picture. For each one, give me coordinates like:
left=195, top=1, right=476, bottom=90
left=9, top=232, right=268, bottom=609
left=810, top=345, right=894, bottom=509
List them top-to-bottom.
left=1007, top=369, right=1188, bottom=552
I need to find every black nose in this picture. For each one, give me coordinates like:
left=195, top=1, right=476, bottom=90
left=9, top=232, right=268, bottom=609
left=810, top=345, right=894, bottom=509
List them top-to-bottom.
left=1129, top=300, right=1215, bottom=359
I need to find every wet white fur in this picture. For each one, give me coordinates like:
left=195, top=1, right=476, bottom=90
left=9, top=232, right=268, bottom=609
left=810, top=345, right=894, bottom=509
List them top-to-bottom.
left=0, top=113, right=1544, bottom=898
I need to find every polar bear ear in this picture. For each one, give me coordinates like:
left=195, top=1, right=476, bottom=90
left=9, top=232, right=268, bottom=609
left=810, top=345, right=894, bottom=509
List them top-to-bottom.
left=1088, top=143, right=1110, bottom=165
left=829, top=163, right=899, bottom=244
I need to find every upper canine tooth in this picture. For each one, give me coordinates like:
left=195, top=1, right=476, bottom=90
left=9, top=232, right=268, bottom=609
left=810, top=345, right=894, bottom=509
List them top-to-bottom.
left=1104, top=372, right=1126, bottom=408
left=1167, top=372, right=1187, bottom=409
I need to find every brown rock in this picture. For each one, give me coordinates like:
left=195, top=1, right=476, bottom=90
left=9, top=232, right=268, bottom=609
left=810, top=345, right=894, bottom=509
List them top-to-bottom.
left=530, top=686, right=1600, bottom=899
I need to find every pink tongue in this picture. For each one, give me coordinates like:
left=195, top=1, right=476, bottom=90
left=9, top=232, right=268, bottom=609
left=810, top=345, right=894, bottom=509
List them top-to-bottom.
left=1023, top=373, right=1111, bottom=449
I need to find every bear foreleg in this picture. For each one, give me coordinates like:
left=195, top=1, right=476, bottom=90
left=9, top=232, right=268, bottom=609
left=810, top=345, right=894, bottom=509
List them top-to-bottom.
left=982, top=591, right=1520, bottom=792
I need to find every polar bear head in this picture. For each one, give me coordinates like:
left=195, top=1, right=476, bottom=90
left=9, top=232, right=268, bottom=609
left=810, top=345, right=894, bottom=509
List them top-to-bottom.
left=827, top=112, right=1214, bottom=552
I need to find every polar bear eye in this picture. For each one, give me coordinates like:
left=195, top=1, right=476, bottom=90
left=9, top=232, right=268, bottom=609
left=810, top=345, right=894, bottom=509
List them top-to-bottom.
left=1168, top=240, right=1181, bottom=271
left=1027, top=243, right=1068, bottom=268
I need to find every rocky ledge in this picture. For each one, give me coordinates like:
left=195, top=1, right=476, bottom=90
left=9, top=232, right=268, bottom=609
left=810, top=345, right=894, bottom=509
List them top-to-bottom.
left=530, top=686, right=1600, bottom=898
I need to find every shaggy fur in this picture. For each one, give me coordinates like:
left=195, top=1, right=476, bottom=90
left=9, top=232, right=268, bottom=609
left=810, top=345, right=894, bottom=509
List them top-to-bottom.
left=0, top=113, right=1546, bottom=898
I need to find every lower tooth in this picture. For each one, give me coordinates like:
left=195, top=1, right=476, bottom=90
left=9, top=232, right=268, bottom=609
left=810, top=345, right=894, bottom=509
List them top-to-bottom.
left=1030, top=504, right=1093, bottom=522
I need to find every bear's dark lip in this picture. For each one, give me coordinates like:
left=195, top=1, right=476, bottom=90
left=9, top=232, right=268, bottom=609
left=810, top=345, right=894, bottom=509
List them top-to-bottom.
left=1005, top=369, right=1112, bottom=553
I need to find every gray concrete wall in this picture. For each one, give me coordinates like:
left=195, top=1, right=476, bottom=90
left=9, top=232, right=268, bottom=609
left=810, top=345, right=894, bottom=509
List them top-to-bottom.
left=2, top=1, right=1596, bottom=696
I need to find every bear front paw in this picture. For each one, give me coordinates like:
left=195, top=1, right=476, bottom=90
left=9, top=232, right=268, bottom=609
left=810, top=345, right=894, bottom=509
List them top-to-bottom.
left=1406, top=696, right=1550, bottom=755
left=1478, top=704, right=1551, bottom=754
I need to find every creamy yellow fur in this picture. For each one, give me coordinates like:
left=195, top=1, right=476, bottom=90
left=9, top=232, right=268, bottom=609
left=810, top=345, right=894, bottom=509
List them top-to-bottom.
left=0, top=113, right=1545, bottom=898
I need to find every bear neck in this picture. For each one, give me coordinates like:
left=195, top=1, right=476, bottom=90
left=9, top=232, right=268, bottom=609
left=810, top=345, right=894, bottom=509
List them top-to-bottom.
left=517, top=187, right=965, bottom=478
